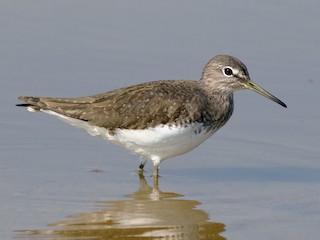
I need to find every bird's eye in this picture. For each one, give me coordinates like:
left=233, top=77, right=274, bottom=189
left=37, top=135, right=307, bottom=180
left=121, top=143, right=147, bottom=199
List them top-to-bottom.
left=223, top=67, right=233, bottom=76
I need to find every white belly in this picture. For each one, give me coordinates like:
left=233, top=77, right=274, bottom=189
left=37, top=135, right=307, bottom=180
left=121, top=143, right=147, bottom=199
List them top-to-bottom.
left=41, top=110, right=215, bottom=165
left=114, top=123, right=214, bottom=164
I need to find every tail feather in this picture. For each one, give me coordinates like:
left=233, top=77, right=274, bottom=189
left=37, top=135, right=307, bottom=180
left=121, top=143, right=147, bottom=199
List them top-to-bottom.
left=16, top=96, right=44, bottom=111
left=16, top=96, right=89, bottom=117
left=17, top=96, right=40, bottom=104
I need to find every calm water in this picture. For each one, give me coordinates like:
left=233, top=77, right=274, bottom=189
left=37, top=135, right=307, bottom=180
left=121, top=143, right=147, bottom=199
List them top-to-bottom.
left=1, top=1, right=320, bottom=239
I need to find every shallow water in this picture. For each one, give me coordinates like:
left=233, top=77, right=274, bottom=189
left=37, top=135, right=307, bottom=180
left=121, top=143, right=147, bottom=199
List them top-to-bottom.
left=1, top=1, right=320, bottom=239
left=15, top=174, right=226, bottom=239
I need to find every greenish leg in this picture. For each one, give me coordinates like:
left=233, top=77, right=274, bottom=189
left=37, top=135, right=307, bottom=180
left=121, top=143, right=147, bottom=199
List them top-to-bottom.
left=138, top=157, right=147, bottom=175
left=153, top=162, right=159, bottom=177
left=138, top=164, right=144, bottom=175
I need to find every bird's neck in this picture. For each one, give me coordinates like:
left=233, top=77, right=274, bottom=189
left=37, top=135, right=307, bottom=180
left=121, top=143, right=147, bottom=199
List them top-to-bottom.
left=199, top=79, right=234, bottom=129
left=210, top=92, right=234, bottom=120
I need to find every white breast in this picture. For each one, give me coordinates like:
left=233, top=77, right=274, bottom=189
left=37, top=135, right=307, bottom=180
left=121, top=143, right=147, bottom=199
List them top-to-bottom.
left=41, top=110, right=215, bottom=165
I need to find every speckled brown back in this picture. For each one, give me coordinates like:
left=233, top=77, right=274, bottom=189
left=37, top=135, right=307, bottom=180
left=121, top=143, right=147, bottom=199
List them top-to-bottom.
left=18, top=80, right=224, bottom=130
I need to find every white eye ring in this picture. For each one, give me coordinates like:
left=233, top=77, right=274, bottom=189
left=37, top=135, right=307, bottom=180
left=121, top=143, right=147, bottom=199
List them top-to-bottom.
left=223, top=66, right=234, bottom=77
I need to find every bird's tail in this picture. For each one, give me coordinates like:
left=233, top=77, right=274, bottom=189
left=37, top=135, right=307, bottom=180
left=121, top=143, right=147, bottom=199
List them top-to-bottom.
left=16, top=96, right=44, bottom=111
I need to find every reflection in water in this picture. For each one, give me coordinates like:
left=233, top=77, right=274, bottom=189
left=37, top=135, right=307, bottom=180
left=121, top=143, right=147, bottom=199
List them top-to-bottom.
left=16, top=175, right=225, bottom=239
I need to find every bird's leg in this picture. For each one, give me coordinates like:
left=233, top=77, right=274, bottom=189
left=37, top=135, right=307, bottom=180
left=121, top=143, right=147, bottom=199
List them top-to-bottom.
left=138, top=157, right=147, bottom=175
left=153, top=162, right=159, bottom=183
left=137, top=163, right=144, bottom=176
left=138, top=164, right=144, bottom=175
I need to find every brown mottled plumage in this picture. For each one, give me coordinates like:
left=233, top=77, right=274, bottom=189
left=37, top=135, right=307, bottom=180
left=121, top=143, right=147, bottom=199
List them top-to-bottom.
left=17, top=55, right=286, bottom=177
left=18, top=80, right=224, bottom=131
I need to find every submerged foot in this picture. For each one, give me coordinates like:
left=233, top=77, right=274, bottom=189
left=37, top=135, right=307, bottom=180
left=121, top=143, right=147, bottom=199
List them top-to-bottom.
left=137, top=161, right=160, bottom=185
left=137, top=163, right=145, bottom=176
left=136, top=164, right=159, bottom=187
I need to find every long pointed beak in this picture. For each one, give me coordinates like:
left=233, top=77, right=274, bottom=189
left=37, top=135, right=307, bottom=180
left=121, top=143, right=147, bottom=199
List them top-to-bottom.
left=246, top=80, right=287, bottom=108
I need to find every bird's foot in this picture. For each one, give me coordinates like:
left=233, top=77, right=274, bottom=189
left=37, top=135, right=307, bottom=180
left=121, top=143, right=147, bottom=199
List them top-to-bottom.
left=137, top=163, right=145, bottom=176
